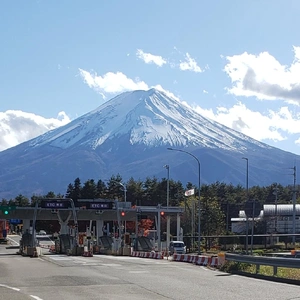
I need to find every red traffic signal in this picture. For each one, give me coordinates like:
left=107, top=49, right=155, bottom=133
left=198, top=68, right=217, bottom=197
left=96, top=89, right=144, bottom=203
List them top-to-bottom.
left=121, top=211, right=126, bottom=217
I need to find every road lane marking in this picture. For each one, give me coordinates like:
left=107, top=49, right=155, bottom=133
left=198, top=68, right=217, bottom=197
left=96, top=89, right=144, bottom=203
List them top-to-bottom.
left=6, top=236, right=20, bottom=246
left=48, top=256, right=73, bottom=261
left=101, top=263, right=122, bottom=267
left=129, top=270, right=149, bottom=274
left=0, top=283, right=20, bottom=291
left=0, top=284, right=44, bottom=300
left=30, top=295, right=44, bottom=300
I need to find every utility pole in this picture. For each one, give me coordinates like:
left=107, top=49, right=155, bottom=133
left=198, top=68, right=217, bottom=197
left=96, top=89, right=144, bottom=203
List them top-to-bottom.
left=167, top=148, right=201, bottom=254
left=242, top=157, right=249, bottom=254
left=164, top=165, right=170, bottom=252
left=292, top=165, right=297, bottom=246
left=273, top=185, right=279, bottom=233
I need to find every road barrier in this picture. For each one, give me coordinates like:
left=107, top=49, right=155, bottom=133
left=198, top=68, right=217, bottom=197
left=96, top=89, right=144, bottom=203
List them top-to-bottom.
left=39, top=244, right=55, bottom=249
left=131, top=251, right=164, bottom=259
left=131, top=251, right=219, bottom=266
left=225, top=253, right=300, bottom=275
left=172, top=254, right=219, bottom=267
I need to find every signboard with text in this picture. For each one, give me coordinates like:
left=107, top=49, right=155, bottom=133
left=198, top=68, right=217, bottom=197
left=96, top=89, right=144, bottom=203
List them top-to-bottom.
left=41, top=200, right=69, bottom=209
left=86, top=202, right=113, bottom=210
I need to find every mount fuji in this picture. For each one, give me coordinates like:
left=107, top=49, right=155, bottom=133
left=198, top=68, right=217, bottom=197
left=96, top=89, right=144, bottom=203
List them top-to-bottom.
left=0, top=88, right=298, bottom=199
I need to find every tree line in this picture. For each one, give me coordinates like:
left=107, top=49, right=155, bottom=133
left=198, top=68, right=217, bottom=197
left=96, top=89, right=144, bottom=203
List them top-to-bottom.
left=1, top=174, right=299, bottom=237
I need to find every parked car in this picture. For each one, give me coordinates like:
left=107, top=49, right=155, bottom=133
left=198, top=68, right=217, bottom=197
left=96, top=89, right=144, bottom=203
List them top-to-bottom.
left=38, top=230, right=47, bottom=235
left=169, top=241, right=186, bottom=255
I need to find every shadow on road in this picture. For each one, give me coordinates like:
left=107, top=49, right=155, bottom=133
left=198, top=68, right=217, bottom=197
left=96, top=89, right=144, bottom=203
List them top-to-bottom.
left=215, top=273, right=234, bottom=277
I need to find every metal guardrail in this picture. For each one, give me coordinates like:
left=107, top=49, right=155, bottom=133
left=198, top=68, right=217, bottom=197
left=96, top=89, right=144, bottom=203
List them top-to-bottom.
left=225, top=253, right=300, bottom=276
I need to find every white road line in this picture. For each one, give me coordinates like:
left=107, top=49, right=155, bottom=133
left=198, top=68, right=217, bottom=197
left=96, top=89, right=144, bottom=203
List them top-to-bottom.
left=6, top=236, right=19, bottom=246
left=48, top=257, right=73, bottom=261
left=101, top=263, right=122, bottom=267
left=129, top=270, right=149, bottom=274
left=0, top=283, right=20, bottom=291
left=0, top=283, right=44, bottom=299
left=30, top=295, right=44, bottom=300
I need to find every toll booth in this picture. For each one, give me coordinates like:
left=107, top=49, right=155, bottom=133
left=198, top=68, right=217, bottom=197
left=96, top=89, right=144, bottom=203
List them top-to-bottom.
left=1, top=198, right=185, bottom=256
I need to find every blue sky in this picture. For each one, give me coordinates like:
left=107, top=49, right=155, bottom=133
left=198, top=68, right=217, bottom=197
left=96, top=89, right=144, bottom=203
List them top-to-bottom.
left=1, top=1, right=300, bottom=154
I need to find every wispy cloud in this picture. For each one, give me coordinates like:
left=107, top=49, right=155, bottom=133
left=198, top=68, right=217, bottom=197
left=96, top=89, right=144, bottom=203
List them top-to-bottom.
left=224, top=46, right=300, bottom=104
left=136, top=48, right=205, bottom=74
left=136, top=49, right=167, bottom=67
left=179, top=53, right=203, bottom=73
left=79, top=69, right=149, bottom=94
left=79, top=69, right=180, bottom=102
left=194, top=102, right=300, bottom=144
left=0, top=110, right=70, bottom=151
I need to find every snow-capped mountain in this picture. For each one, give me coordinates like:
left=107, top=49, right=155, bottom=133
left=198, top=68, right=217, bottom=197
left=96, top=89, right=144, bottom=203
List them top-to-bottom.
left=0, top=88, right=298, bottom=199
left=29, top=88, right=269, bottom=151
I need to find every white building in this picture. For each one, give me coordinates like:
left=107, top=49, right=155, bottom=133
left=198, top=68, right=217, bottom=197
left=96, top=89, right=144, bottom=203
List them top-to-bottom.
left=231, top=204, right=300, bottom=234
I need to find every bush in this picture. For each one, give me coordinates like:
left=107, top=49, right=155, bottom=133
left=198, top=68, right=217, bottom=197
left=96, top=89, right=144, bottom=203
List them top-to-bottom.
left=220, top=261, right=251, bottom=272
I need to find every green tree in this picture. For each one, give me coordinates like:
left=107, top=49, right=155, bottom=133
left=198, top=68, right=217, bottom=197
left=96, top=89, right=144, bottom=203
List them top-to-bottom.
left=65, top=177, right=81, bottom=205
left=126, top=177, right=143, bottom=206
left=143, top=177, right=159, bottom=206
left=81, top=179, right=98, bottom=199
left=96, top=179, right=107, bottom=198
left=44, top=191, right=56, bottom=198
left=14, top=194, right=30, bottom=207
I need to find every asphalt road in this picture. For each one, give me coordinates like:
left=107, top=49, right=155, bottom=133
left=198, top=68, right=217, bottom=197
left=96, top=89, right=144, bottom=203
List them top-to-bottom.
left=1, top=244, right=300, bottom=300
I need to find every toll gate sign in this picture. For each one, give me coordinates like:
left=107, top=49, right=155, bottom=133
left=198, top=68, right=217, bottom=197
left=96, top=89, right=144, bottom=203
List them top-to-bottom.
left=41, top=200, right=70, bottom=209
left=86, top=202, right=113, bottom=210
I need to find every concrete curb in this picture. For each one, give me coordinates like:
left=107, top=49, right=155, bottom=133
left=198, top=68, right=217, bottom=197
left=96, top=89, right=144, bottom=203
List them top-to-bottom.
left=229, top=270, right=300, bottom=286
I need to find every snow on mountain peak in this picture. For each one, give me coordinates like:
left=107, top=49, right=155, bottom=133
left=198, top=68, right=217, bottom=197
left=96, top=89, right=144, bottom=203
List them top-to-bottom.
left=28, top=88, right=271, bottom=152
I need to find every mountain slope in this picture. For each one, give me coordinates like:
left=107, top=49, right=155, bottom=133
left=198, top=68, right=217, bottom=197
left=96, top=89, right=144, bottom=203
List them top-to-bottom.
left=0, top=88, right=298, bottom=199
left=28, top=88, right=270, bottom=151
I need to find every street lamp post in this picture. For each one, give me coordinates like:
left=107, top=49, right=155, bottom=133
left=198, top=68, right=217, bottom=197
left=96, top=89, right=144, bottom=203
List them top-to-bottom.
left=167, top=148, right=201, bottom=255
left=242, top=157, right=249, bottom=254
left=164, top=164, right=170, bottom=253
left=110, top=180, right=127, bottom=235
left=110, top=180, right=127, bottom=203
left=273, top=185, right=279, bottom=233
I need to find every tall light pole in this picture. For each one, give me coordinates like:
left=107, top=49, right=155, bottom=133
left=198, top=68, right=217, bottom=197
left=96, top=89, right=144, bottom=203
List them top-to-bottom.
left=167, top=148, right=201, bottom=255
left=242, top=157, right=249, bottom=254
left=242, top=157, right=249, bottom=200
left=164, top=164, right=170, bottom=252
left=291, top=165, right=296, bottom=246
left=110, top=180, right=127, bottom=235
left=110, top=180, right=127, bottom=203
left=273, top=185, right=279, bottom=233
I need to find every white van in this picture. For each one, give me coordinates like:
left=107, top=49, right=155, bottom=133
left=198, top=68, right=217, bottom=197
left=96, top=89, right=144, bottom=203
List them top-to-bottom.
left=169, top=241, right=186, bottom=255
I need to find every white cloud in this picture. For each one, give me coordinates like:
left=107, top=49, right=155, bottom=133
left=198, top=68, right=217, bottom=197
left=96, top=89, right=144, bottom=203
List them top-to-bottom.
left=224, top=46, right=300, bottom=103
left=136, top=49, right=167, bottom=67
left=179, top=53, right=203, bottom=73
left=79, top=69, right=149, bottom=95
left=79, top=69, right=181, bottom=102
left=152, top=84, right=181, bottom=102
left=203, top=90, right=208, bottom=94
left=194, top=102, right=300, bottom=143
left=0, top=110, right=70, bottom=151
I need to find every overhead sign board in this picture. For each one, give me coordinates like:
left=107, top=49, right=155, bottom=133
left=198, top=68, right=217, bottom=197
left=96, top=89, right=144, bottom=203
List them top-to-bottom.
left=41, top=200, right=69, bottom=209
left=86, top=202, right=113, bottom=210
left=9, top=219, right=22, bottom=224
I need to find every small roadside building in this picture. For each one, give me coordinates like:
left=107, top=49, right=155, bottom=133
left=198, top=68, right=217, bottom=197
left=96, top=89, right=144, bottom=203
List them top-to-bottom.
left=231, top=204, right=300, bottom=234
